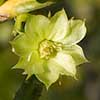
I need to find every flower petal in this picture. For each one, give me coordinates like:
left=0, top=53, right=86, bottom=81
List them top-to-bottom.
left=47, top=9, right=69, bottom=41
left=25, top=14, right=50, bottom=40
left=62, top=19, right=86, bottom=45
left=10, top=34, right=34, bottom=56
left=63, top=45, right=88, bottom=66
left=13, top=51, right=45, bottom=79
left=26, top=51, right=45, bottom=75
left=51, top=52, right=76, bottom=77
left=12, top=56, right=27, bottom=69
left=36, top=61, right=60, bottom=89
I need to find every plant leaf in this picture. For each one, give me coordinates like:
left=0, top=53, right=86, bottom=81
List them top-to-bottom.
left=14, top=75, right=43, bottom=100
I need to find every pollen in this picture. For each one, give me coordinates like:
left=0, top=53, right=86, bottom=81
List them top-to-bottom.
left=39, top=39, right=57, bottom=60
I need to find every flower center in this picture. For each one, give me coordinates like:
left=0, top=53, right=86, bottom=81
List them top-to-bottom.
left=39, top=39, right=62, bottom=60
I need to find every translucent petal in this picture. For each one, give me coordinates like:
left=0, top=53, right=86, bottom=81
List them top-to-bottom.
left=46, top=9, right=69, bottom=42
left=25, top=14, right=50, bottom=40
left=62, top=19, right=86, bottom=45
left=10, top=34, right=34, bottom=56
left=63, top=45, right=88, bottom=66
left=13, top=51, right=45, bottom=79
left=25, top=51, right=45, bottom=76
left=51, top=52, right=76, bottom=76
left=12, top=56, right=28, bottom=69
left=36, top=61, right=60, bottom=89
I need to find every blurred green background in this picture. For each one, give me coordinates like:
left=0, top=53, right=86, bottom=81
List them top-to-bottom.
left=0, top=0, right=100, bottom=100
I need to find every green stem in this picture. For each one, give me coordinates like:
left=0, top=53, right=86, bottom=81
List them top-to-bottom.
left=14, top=75, right=44, bottom=100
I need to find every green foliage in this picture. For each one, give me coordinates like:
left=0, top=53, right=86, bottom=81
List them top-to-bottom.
left=11, top=9, right=87, bottom=88
left=0, top=20, right=13, bottom=43
left=0, top=49, right=24, bottom=100
left=14, top=75, right=43, bottom=100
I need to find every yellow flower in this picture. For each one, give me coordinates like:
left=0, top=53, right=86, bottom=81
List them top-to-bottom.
left=11, top=9, right=87, bottom=88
